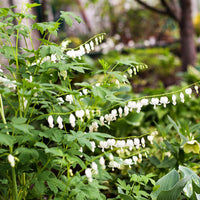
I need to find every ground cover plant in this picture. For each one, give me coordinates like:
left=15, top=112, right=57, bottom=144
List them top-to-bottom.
left=1, top=3, right=200, bottom=200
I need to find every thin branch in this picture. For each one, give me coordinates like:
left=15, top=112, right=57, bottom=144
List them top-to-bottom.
left=134, top=0, right=168, bottom=15
left=160, top=0, right=181, bottom=22
left=171, top=0, right=181, bottom=21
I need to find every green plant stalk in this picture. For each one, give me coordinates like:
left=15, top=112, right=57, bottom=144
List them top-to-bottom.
left=0, top=94, right=18, bottom=200
left=11, top=167, right=18, bottom=200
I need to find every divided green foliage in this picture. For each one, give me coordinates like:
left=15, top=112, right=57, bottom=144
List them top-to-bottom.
left=1, top=2, right=200, bottom=200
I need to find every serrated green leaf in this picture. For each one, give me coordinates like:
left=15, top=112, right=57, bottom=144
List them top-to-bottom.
left=26, top=3, right=41, bottom=8
left=60, top=11, right=83, bottom=27
left=11, top=117, right=27, bottom=124
left=12, top=123, right=34, bottom=134
left=0, top=133, right=13, bottom=147
left=34, top=142, right=48, bottom=149
left=45, top=147, right=64, bottom=156
left=47, top=179, right=58, bottom=194
left=53, top=179, right=66, bottom=191
left=33, top=180, right=46, bottom=196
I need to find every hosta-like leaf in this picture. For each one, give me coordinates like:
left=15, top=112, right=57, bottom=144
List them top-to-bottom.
left=151, top=169, right=179, bottom=200
left=157, top=176, right=190, bottom=200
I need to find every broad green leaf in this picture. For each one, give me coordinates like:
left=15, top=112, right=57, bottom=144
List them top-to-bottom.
left=179, top=166, right=200, bottom=198
left=151, top=169, right=179, bottom=200
left=157, top=176, right=190, bottom=200
left=195, top=192, right=200, bottom=200
left=119, top=194, right=134, bottom=200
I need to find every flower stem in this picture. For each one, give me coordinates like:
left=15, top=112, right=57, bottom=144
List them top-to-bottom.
left=11, top=167, right=18, bottom=200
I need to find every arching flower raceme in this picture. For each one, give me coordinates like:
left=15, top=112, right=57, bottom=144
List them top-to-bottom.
left=48, top=115, right=54, bottom=128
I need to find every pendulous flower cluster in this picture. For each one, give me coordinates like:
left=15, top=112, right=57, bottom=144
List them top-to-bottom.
left=64, top=33, right=105, bottom=59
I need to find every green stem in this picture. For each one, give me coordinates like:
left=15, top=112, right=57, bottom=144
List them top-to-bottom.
left=0, top=95, right=18, bottom=199
left=11, top=167, right=18, bottom=200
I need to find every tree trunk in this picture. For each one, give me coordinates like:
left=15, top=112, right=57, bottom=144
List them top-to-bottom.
left=179, top=0, right=196, bottom=71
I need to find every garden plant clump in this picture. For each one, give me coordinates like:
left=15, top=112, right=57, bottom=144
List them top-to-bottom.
left=1, top=3, right=200, bottom=200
